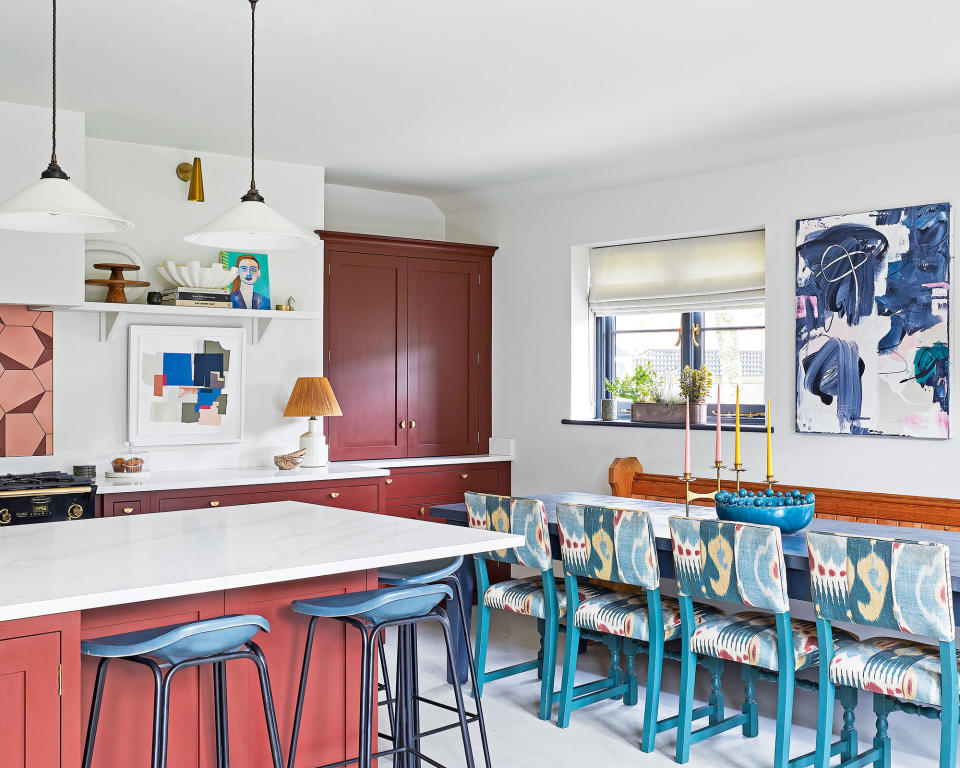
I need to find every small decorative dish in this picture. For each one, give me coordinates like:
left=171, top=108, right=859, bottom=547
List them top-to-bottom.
left=157, top=260, right=238, bottom=290
left=715, top=488, right=815, bottom=534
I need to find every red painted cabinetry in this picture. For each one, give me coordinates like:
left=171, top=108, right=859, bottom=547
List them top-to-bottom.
left=320, top=231, right=496, bottom=462
left=0, top=633, right=61, bottom=767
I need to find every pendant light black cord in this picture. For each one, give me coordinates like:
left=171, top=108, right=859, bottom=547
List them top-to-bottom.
left=42, top=0, right=68, bottom=179
left=241, top=0, right=264, bottom=202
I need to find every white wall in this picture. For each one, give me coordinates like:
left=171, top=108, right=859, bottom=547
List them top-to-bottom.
left=445, top=132, right=960, bottom=498
left=324, top=183, right=445, bottom=240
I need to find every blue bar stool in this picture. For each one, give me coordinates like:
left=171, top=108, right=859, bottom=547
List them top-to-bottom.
left=378, top=557, right=491, bottom=768
left=287, top=583, right=475, bottom=768
left=81, top=614, right=283, bottom=768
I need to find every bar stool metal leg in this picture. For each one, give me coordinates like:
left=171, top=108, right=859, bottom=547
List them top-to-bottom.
left=436, top=610, right=476, bottom=768
left=287, top=616, right=319, bottom=768
left=377, top=633, right=397, bottom=739
left=248, top=641, right=286, bottom=768
left=127, top=656, right=165, bottom=768
left=81, top=658, right=110, bottom=768
left=213, top=660, right=230, bottom=768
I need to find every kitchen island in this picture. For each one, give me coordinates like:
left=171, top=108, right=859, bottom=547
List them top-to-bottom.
left=0, top=501, right=521, bottom=768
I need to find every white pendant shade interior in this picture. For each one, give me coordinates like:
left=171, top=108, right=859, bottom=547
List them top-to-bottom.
left=0, top=0, right=132, bottom=235
left=185, top=0, right=317, bottom=251
left=185, top=199, right=320, bottom=250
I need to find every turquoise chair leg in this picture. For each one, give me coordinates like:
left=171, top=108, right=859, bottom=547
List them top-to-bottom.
left=473, top=561, right=491, bottom=699
left=675, top=597, right=697, bottom=765
left=539, top=611, right=559, bottom=721
left=773, top=613, right=795, bottom=768
left=814, top=619, right=835, bottom=768
left=536, top=621, right=546, bottom=680
left=556, top=622, right=580, bottom=728
left=640, top=636, right=664, bottom=753
left=605, top=639, right=623, bottom=686
left=939, top=640, right=958, bottom=768
left=623, top=649, right=639, bottom=707
left=707, top=657, right=724, bottom=726
left=741, top=665, right=759, bottom=738
left=839, top=686, right=858, bottom=762
left=872, top=693, right=893, bottom=768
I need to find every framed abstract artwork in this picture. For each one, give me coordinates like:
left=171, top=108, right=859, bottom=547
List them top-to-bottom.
left=795, top=202, right=950, bottom=438
left=128, top=325, right=246, bottom=445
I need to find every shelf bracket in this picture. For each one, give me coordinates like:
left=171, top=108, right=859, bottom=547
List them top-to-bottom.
left=99, top=311, right=122, bottom=342
left=251, top=317, right=273, bottom=345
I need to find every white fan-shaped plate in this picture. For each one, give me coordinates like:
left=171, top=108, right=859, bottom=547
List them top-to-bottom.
left=85, top=240, right=146, bottom=302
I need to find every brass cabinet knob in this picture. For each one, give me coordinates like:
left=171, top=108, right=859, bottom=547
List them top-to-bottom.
left=399, top=420, right=406, bottom=429
left=410, top=420, right=416, bottom=429
left=460, top=473, right=468, bottom=479
left=384, top=478, right=393, bottom=485
left=330, top=492, right=341, bottom=499
left=210, top=500, right=220, bottom=507
left=67, top=504, right=83, bottom=520
left=418, top=506, right=426, bottom=516
left=122, top=507, right=135, bottom=514
left=0, top=509, right=10, bottom=525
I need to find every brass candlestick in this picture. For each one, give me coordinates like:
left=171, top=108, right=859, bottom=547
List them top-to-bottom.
left=713, top=460, right=725, bottom=492
left=730, top=463, right=747, bottom=492
left=679, top=472, right=720, bottom=518
left=765, top=474, right=777, bottom=491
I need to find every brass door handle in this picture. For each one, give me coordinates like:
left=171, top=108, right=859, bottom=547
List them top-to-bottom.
left=410, top=420, right=416, bottom=429
left=460, top=473, right=468, bottom=479
left=384, top=478, right=393, bottom=485
left=330, top=492, right=341, bottom=499
left=210, top=500, right=220, bottom=507
left=418, top=506, right=426, bottom=517
left=122, top=507, right=134, bottom=514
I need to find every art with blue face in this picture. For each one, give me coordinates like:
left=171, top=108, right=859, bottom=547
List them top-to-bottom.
left=795, top=203, right=950, bottom=439
left=220, top=251, right=271, bottom=310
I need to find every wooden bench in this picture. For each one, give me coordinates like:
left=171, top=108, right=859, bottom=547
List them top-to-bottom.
left=608, top=456, right=960, bottom=531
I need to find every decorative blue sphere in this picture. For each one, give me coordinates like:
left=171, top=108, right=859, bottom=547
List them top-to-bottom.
left=739, top=489, right=748, bottom=497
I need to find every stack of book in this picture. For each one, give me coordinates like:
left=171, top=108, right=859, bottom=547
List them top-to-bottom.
left=161, top=288, right=232, bottom=308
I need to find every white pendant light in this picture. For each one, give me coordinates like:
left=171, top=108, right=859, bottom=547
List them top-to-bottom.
left=0, top=0, right=133, bottom=234
left=185, top=0, right=318, bottom=251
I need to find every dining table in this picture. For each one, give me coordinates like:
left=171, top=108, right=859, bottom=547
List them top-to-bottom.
left=430, top=490, right=960, bottom=682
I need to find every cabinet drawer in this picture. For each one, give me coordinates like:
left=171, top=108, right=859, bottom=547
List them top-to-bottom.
left=385, top=467, right=499, bottom=501
left=288, top=483, right=380, bottom=513
left=157, top=491, right=268, bottom=513
left=111, top=500, right=143, bottom=517
left=386, top=501, right=441, bottom=522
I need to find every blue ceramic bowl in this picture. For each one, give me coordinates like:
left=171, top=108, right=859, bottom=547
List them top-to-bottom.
left=714, top=488, right=815, bottom=535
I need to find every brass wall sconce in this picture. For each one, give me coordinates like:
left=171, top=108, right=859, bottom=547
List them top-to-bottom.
left=176, top=157, right=205, bottom=202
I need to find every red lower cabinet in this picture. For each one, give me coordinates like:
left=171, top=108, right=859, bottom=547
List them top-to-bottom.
left=0, top=633, right=61, bottom=768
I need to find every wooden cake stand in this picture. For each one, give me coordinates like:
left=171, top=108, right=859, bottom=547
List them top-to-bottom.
left=85, top=263, right=151, bottom=304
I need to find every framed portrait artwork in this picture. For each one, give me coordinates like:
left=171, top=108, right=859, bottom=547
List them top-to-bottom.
left=220, top=250, right=271, bottom=309
left=128, top=325, right=246, bottom=445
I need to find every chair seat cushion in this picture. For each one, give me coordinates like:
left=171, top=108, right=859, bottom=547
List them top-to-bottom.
left=483, top=576, right=614, bottom=619
left=573, top=591, right=723, bottom=642
left=690, top=611, right=857, bottom=671
left=830, top=637, right=949, bottom=706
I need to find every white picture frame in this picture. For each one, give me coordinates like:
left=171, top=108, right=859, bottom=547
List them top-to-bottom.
left=127, top=325, right=246, bottom=446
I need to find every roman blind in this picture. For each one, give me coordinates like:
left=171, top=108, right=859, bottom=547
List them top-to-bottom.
left=588, top=230, right=765, bottom=315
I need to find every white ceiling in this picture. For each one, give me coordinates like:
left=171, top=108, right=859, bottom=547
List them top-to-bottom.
left=3, top=1, right=960, bottom=200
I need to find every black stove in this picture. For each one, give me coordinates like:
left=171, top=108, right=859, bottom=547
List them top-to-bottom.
left=0, top=472, right=97, bottom=526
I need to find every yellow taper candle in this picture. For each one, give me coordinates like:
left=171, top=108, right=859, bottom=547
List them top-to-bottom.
left=734, top=385, right=741, bottom=465
left=766, top=398, right=773, bottom=477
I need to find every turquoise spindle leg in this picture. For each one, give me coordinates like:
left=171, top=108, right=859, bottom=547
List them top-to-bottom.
left=472, top=560, right=491, bottom=699
left=538, top=571, right=560, bottom=721
left=556, top=575, right=581, bottom=729
left=675, top=597, right=697, bottom=765
left=773, top=613, right=795, bottom=768
left=814, top=618, right=836, bottom=768
left=537, top=619, right=546, bottom=681
left=641, top=636, right=664, bottom=752
left=606, top=640, right=623, bottom=687
left=938, top=640, right=958, bottom=768
left=623, top=648, right=638, bottom=707
left=707, top=657, right=724, bottom=726
left=741, top=665, right=758, bottom=738
left=839, top=686, right=858, bottom=763
left=872, top=694, right=893, bottom=768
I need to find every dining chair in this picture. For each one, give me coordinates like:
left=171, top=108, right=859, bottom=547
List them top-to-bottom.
left=465, top=492, right=612, bottom=720
left=555, top=502, right=724, bottom=750
left=668, top=517, right=857, bottom=767
left=806, top=531, right=958, bottom=768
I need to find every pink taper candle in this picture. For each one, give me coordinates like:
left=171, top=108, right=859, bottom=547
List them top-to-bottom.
left=715, top=384, right=722, bottom=463
left=684, top=397, right=691, bottom=475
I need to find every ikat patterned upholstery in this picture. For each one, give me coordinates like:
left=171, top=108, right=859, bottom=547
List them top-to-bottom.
left=465, top=492, right=552, bottom=570
left=556, top=502, right=659, bottom=589
left=669, top=517, right=789, bottom=614
left=806, top=531, right=955, bottom=642
left=483, top=576, right=615, bottom=620
left=573, top=591, right=722, bottom=643
left=689, top=611, right=855, bottom=672
left=829, top=637, right=951, bottom=706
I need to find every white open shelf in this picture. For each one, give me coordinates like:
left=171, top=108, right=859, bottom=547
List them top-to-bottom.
left=29, top=302, right=323, bottom=344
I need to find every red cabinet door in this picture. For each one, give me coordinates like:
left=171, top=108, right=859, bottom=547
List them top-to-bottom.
left=326, top=251, right=408, bottom=460
left=406, top=258, right=480, bottom=457
left=0, top=633, right=61, bottom=768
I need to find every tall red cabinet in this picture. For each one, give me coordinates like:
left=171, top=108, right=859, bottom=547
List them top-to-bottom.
left=320, top=232, right=496, bottom=462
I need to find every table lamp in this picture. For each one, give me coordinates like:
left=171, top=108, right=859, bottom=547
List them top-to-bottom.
left=283, top=377, right=342, bottom=467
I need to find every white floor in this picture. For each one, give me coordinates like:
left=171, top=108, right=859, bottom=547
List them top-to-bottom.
left=378, top=610, right=942, bottom=767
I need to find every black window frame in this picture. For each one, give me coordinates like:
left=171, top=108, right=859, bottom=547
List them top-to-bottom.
left=596, top=310, right=766, bottom=425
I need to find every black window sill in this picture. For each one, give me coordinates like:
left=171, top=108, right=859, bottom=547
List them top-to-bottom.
left=561, top=418, right=771, bottom=433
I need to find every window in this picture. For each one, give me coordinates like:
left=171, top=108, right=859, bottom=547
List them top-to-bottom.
left=596, top=307, right=766, bottom=422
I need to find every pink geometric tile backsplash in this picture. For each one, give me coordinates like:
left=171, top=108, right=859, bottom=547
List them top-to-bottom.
left=0, top=305, right=53, bottom=456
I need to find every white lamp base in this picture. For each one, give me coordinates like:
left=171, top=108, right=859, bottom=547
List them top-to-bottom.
left=299, top=418, right=328, bottom=467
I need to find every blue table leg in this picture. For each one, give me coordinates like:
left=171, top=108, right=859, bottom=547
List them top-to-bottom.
left=445, top=556, right=475, bottom=685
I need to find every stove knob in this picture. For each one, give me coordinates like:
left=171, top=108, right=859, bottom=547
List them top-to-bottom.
left=67, top=504, right=83, bottom=520
left=0, top=509, right=10, bottom=525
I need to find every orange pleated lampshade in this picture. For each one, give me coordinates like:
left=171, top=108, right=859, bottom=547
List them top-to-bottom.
left=283, top=377, right=343, bottom=418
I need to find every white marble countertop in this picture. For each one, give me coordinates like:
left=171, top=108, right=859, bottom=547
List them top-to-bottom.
left=355, top=454, right=513, bottom=469
left=0, top=501, right=523, bottom=622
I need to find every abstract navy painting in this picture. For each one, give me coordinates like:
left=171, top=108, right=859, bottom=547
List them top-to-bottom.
left=796, top=202, right=950, bottom=438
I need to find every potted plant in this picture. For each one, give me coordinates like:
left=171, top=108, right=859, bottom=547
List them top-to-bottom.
left=605, top=362, right=658, bottom=421
left=679, top=364, right=713, bottom=424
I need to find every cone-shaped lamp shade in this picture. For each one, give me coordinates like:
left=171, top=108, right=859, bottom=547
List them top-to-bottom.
left=187, top=158, right=204, bottom=202
left=0, top=176, right=134, bottom=234
left=184, top=199, right=319, bottom=250
left=283, top=377, right=342, bottom=418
